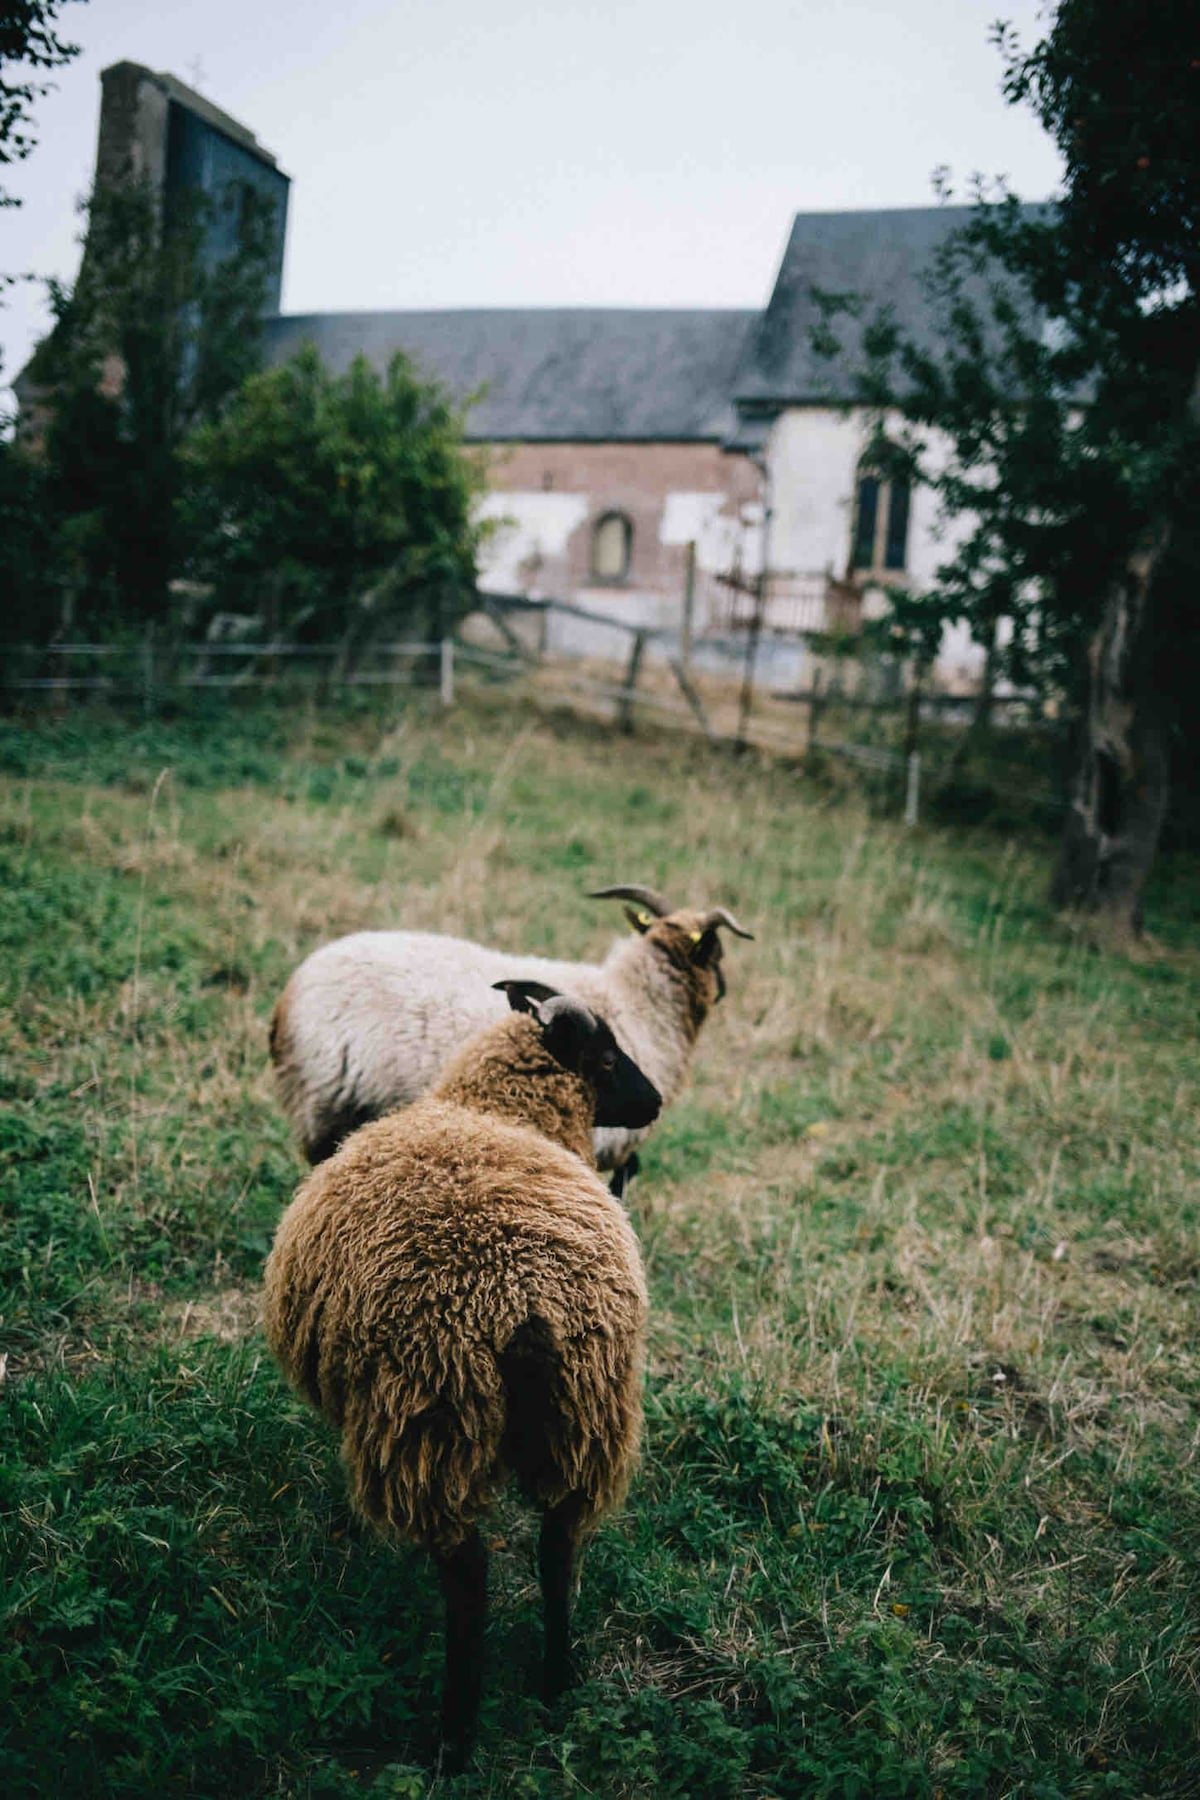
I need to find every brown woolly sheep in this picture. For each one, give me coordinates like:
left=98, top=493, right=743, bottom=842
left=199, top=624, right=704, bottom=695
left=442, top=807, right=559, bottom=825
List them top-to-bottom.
left=262, top=981, right=660, bottom=1770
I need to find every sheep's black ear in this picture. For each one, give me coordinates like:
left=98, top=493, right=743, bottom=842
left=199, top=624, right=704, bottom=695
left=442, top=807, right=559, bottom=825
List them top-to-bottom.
left=688, top=927, right=721, bottom=967
left=689, top=927, right=726, bottom=1000
left=493, top=979, right=561, bottom=1017
left=539, top=997, right=601, bottom=1071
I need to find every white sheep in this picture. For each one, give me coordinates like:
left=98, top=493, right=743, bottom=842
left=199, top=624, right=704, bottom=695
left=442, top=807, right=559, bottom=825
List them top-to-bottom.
left=270, top=884, right=752, bottom=1184
left=263, top=980, right=661, bottom=1769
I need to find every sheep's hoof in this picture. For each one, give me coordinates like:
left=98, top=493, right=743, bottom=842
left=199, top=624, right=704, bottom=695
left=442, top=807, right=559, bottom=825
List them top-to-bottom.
left=608, top=1153, right=640, bottom=1201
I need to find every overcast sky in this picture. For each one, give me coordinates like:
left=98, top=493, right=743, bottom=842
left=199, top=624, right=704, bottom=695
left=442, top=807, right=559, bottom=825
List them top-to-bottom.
left=2, top=0, right=1063, bottom=399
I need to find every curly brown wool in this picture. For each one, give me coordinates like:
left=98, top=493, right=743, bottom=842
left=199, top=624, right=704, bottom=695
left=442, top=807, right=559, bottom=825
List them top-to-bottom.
left=262, top=1007, right=651, bottom=1768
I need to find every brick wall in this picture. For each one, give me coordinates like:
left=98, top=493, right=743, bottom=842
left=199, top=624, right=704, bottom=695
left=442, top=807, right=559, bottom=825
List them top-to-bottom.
left=479, top=440, right=761, bottom=606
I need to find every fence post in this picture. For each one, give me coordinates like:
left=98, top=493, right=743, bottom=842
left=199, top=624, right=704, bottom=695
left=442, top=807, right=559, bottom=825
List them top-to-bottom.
left=680, top=540, right=697, bottom=677
left=735, top=582, right=765, bottom=752
left=617, top=629, right=647, bottom=734
left=440, top=637, right=455, bottom=707
left=668, top=655, right=715, bottom=739
left=902, top=659, right=924, bottom=821
left=807, top=667, right=824, bottom=754
left=904, top=751, right=922, bottom=826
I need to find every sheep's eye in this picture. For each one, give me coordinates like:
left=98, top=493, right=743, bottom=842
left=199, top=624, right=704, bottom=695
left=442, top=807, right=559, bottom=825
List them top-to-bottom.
left=599, top=1049, right=617, bottom=1073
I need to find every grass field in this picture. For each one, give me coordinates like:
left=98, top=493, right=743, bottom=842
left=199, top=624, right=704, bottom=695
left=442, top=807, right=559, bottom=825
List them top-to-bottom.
left=1, top=690, right=1198, bottom=1799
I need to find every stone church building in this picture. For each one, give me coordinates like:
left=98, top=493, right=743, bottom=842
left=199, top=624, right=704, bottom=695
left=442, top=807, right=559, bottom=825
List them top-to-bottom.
left=21, top=62, right=987, bottom=681
left=265, top=205, right=980, bottom=677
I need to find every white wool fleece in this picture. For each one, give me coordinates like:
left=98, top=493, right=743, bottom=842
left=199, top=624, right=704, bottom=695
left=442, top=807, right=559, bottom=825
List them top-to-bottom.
left=272, top=927, right=698, bottom=1170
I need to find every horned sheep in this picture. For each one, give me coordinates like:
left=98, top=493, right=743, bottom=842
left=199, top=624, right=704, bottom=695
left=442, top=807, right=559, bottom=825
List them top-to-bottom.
left=270, top=883, right=752, bottom=1183
left=262, top=981, right=661, bottom=1768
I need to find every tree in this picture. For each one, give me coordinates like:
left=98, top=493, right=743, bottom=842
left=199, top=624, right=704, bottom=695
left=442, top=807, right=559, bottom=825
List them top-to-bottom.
left=1, top=0, right=83, bottom=217
left=841, top=0, right=1199, bottom=937
left=0, top=2, right=84, bottom=630
left=998, top=3, right=1199, bottom=932
left=24, top=175, right=280, bottom=632
left=181, top=342, right=487, bottom=651
left=0, top=417, right=59, bottom=642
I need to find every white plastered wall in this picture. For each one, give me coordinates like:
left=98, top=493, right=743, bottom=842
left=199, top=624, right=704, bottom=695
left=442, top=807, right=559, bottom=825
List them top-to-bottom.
left=765, top=406, right=985, bottom=685
left=473, top=415, right=989, bottom=685
left=474, top=482, right=762, bottom=655
left=659, top=491, right=747, bottom=578
left=475, top=492, right=589, bottom=596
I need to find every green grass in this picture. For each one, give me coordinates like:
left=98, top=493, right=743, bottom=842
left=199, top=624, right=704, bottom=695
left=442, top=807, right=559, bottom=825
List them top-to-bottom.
left=2, top=688, right=1199, bottom=1798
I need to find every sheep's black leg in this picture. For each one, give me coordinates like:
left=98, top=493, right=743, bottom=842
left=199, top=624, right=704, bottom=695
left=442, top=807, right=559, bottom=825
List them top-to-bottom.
left=608, top=1152, right=640, bottom=1201
left=538, top=1494, right=587, bottom=1703
left=434, top=1527, right=488, bottom=1772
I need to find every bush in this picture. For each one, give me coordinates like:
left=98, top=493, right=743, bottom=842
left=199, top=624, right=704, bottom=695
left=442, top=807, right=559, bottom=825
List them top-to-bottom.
left=181, top=344, right=487, bottom=648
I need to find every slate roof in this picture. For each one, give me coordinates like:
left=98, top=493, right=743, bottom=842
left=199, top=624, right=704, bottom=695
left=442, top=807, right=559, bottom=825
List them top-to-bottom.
left=734, top=205, right=1027, bottom=405
left=260, top=207, right=1044, bottom=443
left=262, top=308, right=757, bottom=443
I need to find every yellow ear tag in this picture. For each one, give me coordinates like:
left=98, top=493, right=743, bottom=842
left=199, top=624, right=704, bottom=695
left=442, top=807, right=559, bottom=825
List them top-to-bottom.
left=637, top=911, right=654, bottom=927
left=689, top=930, right=703, bottom=944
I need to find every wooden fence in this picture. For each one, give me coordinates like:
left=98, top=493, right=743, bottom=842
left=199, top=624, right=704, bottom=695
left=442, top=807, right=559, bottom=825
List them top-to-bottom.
left=2, top=601, right=1060, bottom=824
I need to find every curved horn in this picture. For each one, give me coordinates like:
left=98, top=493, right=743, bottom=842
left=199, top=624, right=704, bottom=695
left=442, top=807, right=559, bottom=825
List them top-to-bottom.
left=589, top=883, right=672, bottom=917
left=699, top=906, right=755, bottom=940
left=493, top=978, right=562, bottom=1015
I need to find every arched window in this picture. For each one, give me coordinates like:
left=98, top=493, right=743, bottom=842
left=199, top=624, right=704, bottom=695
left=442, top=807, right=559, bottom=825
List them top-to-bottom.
left=851, top=460, right=910, bottom=573
left=590, top=511, right=633, bottom=584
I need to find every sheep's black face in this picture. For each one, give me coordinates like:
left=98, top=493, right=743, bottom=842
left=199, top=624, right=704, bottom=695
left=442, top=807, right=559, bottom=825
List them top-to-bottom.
left=493, top=982, right=661, bottom=1129
left=539, top=1002, right=661, bottom=1130
left=573, top=1016, right=662, bottom=1129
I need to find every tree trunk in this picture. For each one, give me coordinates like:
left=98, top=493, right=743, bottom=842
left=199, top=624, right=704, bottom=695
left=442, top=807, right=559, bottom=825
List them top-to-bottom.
left=1051, top=526, right=1173, bottom=937
left=333, top=569, right=395, bottom=684
left=970, top=618, right=1000, bottom=742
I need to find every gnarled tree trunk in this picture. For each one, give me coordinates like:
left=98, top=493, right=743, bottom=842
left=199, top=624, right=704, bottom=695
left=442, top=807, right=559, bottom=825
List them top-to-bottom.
left=1052, top=357, right=1200, bottom=937
left=1051, top=525, right=1173, bottom=937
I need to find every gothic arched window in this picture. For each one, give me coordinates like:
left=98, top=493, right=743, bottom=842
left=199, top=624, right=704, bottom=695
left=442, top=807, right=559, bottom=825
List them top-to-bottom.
left=851, top=460, right=910, bottom=573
